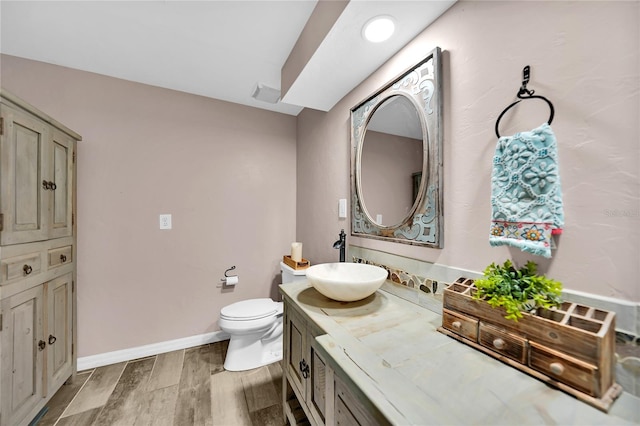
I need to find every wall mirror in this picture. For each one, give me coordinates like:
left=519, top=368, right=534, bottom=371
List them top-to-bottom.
left=351, top=47, right=443, bottom=247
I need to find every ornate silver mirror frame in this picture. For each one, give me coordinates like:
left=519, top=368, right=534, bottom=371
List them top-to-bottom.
left=351, top=47, right=443, bottom=247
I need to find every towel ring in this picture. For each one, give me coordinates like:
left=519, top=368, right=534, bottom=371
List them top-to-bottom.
left=495, top=65, right=555, bottom=138
left=495, top=95, right=555, bottom=138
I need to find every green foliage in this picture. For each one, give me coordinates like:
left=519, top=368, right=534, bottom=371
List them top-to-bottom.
left=472, top=260, right=563, bottom=321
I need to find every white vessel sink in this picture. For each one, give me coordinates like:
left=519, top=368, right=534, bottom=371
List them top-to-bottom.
left=305, top=263, right=388, bottom=302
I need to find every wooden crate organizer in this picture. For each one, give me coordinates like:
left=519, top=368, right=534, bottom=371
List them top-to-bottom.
left=283, top=255, right=310, bottom=270
left=438, top=277, right=623, bottom=412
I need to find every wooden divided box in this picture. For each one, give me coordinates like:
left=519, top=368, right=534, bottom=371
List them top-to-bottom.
left=283, top=255, right=310, bottom=270
left=438, top=277, right=623, bottom=412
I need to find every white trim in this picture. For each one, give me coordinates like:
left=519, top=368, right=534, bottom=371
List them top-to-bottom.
left=562, top=288, right=638, bottom=308
left=77, top=330, right=230, bottom=371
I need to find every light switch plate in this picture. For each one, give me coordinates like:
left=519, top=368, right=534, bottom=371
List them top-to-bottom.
left=339, top=199, right=347, bottom=218
left=159, top=214, right=172, bottom=230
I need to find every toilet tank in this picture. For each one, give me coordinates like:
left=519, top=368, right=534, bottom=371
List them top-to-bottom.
left=280, top=261, right=307, bottom=284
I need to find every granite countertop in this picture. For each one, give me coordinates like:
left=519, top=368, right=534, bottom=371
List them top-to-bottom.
left=280, top=280, right=640, bottom=425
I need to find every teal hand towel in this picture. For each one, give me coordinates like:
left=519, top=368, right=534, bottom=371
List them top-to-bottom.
left=489, top=123, right=564, bottom=258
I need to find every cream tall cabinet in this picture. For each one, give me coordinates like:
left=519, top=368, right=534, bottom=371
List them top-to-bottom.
left=0, top=89, right=79, bottom=426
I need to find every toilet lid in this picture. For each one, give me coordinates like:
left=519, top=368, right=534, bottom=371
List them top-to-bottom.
left=220, top=298, right=278, bottom=321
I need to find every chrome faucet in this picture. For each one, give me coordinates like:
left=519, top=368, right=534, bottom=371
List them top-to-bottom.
left=333, top=229, right=346, bottom=262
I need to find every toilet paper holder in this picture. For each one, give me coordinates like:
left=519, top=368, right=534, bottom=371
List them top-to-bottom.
left=221, top=265, right=237, bottom=282
left=219, top=266, right=239, bottom=288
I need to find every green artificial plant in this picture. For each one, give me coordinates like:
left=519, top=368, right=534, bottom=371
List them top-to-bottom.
left=472, top=260, right=563, bottom=321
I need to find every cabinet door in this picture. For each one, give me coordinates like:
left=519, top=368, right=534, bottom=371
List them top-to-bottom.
left=0, top=105, right=50, bottom=245
left=49, top=129, right=74, bottom=239
left=46, top=273, right=73, bottom=396
left=0, top=285, right=44, bottom=426
left=284, top=305, right=307, bottom=400
left=309, top=341, right=327, bottom=424
left=334, top=376, right=387, bottom=426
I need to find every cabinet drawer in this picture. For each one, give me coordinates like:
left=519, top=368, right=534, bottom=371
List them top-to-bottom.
left=48, top=246, right=73, bottom=268
left=1, top=252, right=42, bottom=285
left=442, top=309, right=478, bottom=341
left=479, top=322, right=527, bottom=364
left=529, top=341, right=598, bottom=396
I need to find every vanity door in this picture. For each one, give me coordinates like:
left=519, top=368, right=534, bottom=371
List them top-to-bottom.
left=283, top=303, right=327, bottom=425
left=284, top=304, right=307, bottom=400
left=308, top=339, right=327, bottom=424
left=334, top=375, right=388, bottom=426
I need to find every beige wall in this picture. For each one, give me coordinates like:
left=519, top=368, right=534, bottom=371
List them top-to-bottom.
left=297, top=1, right=639, bottom=302
left=1, top=55, right=298, bottom=357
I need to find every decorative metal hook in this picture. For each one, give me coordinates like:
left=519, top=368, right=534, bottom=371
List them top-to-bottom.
left=518, top=65, right=535, bottom=97
left=224, top=266, right=236, bottom=277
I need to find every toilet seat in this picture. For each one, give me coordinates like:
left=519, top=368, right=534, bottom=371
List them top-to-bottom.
left=220, top=298, right=278, bottom=321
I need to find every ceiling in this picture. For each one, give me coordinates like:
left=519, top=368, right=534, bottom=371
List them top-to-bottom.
left=0, top=1, right=455, bottom=116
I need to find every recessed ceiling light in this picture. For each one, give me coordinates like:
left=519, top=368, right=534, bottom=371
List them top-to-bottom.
left=363, top=16, right=395, bottom=43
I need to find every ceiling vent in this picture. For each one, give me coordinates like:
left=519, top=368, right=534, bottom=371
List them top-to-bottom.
left=251, top=83, right=281, bottom=104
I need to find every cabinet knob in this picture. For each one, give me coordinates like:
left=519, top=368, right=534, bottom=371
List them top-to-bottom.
left=42, top=180, right=57, bottom=190
left=60, top=254, right=67, bottom=262
left=23, top=264, right=33, bottom=275
left=452, top=321, right=462, bottom=330
left=48, top=334, right=57, bottom=345
left=492, top=338, right=506, bottom=350
left=38, top=340, right=46, bottom=351
left=299, top=359, right=310, bottom=379
left=549, top=362, right=565, bottom=376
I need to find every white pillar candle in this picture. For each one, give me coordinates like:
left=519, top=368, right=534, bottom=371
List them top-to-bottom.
left=291, top=242, right=303, bottom=262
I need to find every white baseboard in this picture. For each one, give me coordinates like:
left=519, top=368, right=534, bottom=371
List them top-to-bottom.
left=77, top=330, right=230, bottom=371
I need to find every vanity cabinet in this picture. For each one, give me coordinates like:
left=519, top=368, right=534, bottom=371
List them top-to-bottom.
left=0, top=89, right=79, bottom=426
left=280, top=280, right=635, bottom=425
left=282, top=293, right=388, bottom=426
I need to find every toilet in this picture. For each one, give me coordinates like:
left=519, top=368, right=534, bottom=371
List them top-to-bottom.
left=218, top=261, right=307, bottom=371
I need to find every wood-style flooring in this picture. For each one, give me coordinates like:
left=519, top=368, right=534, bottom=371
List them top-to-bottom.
left=35, top=340, right=285, bottom=426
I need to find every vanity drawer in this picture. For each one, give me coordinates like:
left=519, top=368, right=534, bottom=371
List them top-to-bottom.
left=48, top=245, right=73, bottom=268
left=1, top=252, right=42, bottom=285
left=442, top=309, right=478, bottom=341
left=478, top=322, right=527, bottom=364
left=529, top=341, right=598, bottom=396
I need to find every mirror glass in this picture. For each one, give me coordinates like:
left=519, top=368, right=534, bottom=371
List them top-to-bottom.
left=351, top=47, right=443, bottom=247
left=360, top=95, right=423, bottom=227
